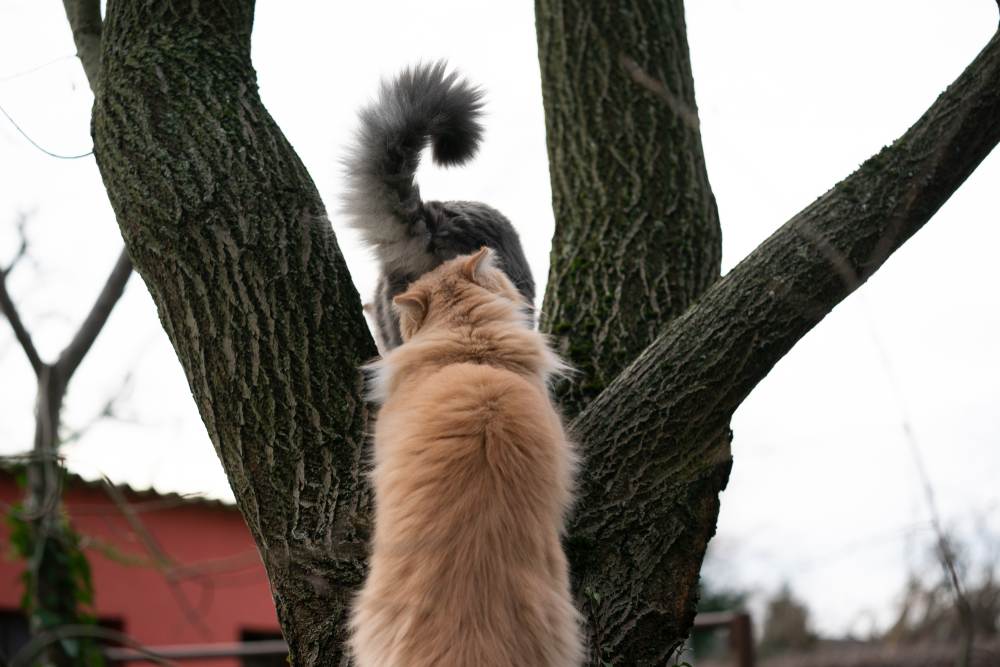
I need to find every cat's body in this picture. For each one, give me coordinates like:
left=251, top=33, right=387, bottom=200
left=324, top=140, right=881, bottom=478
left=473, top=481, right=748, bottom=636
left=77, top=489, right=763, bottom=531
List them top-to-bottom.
left=341, top=62, right=534, bottom=352
left=351, top=249, right=582, bottom=667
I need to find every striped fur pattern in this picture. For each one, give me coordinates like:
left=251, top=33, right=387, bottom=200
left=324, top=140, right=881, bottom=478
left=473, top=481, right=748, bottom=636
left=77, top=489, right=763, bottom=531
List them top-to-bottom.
left=342, top=62, right=534, bottom=351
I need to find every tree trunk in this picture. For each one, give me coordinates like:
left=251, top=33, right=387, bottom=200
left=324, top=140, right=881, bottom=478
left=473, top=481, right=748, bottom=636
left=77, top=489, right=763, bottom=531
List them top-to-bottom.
left=88, top=0, right=1000, bottom=664
left=535, top=0, right=722, bottom=419
left=93, top=1, right=376, bottom=663
left=536, top=2, right=726, bottom=662
left=560, top=22, right=1000, bottom=666
left=24, top=368, right=75, bottom=667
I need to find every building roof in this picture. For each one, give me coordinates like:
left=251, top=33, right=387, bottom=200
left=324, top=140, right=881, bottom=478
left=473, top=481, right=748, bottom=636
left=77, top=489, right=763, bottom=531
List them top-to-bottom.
left=0, top=462, right=234, bottom=511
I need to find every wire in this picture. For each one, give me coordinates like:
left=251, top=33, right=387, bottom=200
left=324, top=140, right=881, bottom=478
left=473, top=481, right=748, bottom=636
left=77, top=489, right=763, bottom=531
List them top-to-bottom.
left=0, top=54, right=75, bottom=83
left=0, top=98, right=93, bottom=160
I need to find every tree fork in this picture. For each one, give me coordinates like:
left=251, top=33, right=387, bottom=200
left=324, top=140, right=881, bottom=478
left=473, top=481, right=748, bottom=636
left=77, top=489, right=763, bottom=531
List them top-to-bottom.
left=87, top=0, right=1000, bottom=664
left=565, top=24, right=1000, bottom=663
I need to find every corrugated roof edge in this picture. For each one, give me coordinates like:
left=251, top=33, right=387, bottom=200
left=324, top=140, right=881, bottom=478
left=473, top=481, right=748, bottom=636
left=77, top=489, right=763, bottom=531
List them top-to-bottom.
left=0, top=462, right=236, bottom=511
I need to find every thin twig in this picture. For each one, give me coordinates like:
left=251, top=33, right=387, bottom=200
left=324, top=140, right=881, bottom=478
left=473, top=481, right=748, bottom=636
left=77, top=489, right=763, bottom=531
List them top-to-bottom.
left=0, top=280, right=42, bottom=375
left=861, top=305, right=975, bottom=667
left=101, top=477, right=213, bottom=637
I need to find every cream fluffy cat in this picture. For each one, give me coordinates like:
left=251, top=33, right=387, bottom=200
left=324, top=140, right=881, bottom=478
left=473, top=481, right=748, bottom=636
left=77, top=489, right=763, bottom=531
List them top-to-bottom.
left=351, top=248, right=582, bottom=667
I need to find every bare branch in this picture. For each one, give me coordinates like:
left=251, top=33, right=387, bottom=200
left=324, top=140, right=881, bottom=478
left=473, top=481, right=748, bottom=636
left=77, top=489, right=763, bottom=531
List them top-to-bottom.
left=61, top=0, right=102, bottom=92
left=585, top=24, right=1000, bottom=435
left=565, top=27, right=1000, bottom=660
left=2, top=214, right=31, bottom=275
left=0, top=238, right=43, bottom=375
left=56, top=249, right=132, bottom=380
left=866, top=314, right=976, bottom=665
left=101, top=477, right=212, bottom=637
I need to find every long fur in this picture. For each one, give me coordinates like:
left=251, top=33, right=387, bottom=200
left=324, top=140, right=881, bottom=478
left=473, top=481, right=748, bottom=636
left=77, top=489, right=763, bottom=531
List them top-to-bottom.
left=342, top=62, right=535, bottom=352
left=351, top=249, right=582, bottom=667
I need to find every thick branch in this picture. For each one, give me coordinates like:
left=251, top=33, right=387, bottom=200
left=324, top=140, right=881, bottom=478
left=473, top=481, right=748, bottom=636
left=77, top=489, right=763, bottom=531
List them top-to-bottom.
left=61, top=0, right=102, bottom=91
left=535, top=0, right=722, bottom=418
left=93, top=1, right=377, bottom=664
left=566, top=27, right=1000, bottom=662
left=56, top=249, right=132, bottom=380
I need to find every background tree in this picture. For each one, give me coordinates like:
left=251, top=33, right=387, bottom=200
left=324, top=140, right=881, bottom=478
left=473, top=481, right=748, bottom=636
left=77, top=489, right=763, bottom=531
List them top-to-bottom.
left=65, top=0, right=1000, bottom=664
left=0, top=3, right=132, bottom=661
left=1, top=219, right=131, bottom=667
left=759, top=585, right=817, bottom=655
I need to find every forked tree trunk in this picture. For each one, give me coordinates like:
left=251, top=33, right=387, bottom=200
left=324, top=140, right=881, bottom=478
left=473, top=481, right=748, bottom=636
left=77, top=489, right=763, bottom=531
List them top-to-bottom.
left=91, top=0, right=1000, bottom=664
left=535, top=2, right=727, bottom=662
left=551, top=19, right=1000, bottom=667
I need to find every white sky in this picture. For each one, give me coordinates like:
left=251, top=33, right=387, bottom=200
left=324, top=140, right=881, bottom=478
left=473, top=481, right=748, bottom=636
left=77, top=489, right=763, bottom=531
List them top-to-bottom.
left=1, top=0, right=997, bottom=638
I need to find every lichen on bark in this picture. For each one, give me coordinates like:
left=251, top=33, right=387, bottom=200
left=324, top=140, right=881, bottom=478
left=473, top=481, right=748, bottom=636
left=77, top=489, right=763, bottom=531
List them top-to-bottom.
left=88, top=0, right=1000, bottom=664
left=535, top=0, right=723, bottom=419
left=93, top=1, right=376, bottom=662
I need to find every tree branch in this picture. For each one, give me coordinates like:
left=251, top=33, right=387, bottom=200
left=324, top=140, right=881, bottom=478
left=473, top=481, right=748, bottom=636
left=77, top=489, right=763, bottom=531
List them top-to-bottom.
left=59, top=0, right=137, bottom=382
left=61, top=0, right=102, bottom=91
left=535, top=0, right=722, bottom=418
left=93, top=2, right=377, bottom=663
left=566, top=27, right=1000, bottom=662
left=0, top=221, right=43, bottom=376
left=56, top=249, right=132, bottom=380
left=0, top=278, right=43, bottom=376
left=101, top=477, right=212, bottom=637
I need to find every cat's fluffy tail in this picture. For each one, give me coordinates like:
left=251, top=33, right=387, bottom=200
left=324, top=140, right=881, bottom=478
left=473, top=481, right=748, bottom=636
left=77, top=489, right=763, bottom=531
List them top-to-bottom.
left=341, top=62, right=484, bottom=272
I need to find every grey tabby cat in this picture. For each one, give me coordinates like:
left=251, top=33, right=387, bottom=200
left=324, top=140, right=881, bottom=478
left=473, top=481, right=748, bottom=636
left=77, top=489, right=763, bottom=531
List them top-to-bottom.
left=341, top=62, right=535, bottom=351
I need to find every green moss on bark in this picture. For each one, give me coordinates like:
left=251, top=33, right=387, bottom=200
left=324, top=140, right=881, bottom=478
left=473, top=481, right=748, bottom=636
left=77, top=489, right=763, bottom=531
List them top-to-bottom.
left=93, top=2, right=376, bottom=664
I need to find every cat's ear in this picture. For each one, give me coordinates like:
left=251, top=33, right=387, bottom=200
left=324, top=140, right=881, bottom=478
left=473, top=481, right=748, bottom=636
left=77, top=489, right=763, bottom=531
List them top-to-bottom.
left=461, top=247, right=495, bottom=284
left=393, top=289, right=429, bottom=338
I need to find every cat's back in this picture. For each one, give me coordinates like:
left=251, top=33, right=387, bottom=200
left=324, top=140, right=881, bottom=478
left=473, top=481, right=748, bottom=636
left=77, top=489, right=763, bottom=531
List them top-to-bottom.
left=357, top=362, right=581, bottom=667
left=374, top=362, right=574, bottom=541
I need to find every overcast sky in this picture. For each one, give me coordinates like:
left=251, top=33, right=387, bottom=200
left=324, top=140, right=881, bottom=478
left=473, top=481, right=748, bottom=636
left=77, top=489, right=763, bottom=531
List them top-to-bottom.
left=1, top=0, right=997, bottom=638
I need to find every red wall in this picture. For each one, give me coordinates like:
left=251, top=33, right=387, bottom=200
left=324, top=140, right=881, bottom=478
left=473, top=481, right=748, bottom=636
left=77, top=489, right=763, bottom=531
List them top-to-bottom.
left=0, top=471, right=281, bottom=666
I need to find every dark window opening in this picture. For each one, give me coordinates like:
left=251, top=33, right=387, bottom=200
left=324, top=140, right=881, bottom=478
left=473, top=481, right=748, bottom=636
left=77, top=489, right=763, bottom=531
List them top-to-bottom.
left=0, top=609, right=124, bottom=663
left=0, top=610, right=30, bottom=666
left=240, top=629, right=287, bottom=667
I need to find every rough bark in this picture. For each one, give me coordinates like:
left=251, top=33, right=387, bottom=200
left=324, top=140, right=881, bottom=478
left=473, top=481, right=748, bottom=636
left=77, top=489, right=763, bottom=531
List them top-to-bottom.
left=535, top=0, right=722, bottom=418
left=81, top=1, right=1000, bottom=665
left=92, top=1, right=377, bottom=664
left=563, top=25, right=1000, bottom=665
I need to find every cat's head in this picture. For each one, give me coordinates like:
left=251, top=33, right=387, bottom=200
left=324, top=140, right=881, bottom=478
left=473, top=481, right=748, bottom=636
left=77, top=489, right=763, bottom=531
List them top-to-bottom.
left=391, top=247, right=528, bottom=342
